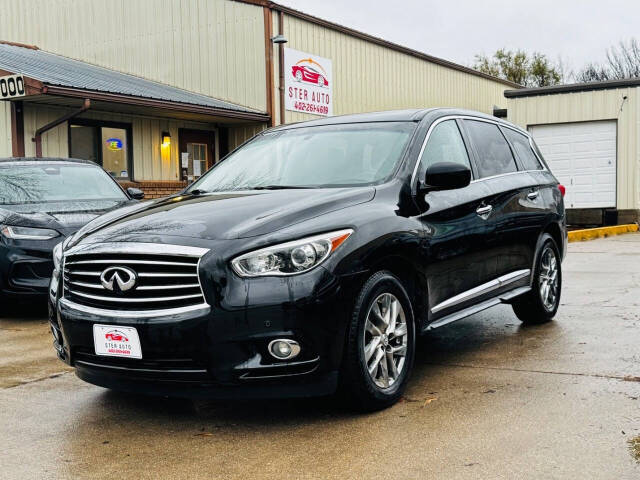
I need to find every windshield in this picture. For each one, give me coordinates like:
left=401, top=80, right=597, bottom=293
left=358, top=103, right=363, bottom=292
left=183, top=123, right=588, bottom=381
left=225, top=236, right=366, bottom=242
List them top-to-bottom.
left=188, top=122, right=415, bottom=192
left=0, top=163, right=128, bottom=204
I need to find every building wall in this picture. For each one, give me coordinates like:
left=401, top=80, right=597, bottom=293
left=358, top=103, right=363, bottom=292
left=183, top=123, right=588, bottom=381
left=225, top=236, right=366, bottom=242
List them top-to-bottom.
left=1, top=0, right=267, bottom=112
left=280, top=13, right=511, bottom=124
left=506, top=88, right=640, bottom=210
left=0, top=102, right=11, bottom=156
left=22, top=105, right=216, bottom=181
left=227, top=123, right=267, bottom=151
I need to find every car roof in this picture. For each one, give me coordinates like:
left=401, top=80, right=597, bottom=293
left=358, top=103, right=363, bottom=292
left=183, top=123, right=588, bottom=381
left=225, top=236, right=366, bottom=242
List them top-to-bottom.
left=269, top=108, right=526, bottom=134
left=0, top=157, right=99, bottom=166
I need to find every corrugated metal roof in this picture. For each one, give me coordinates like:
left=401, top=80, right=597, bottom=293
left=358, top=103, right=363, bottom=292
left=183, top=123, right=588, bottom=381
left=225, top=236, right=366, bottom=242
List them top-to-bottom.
left=0, top=42, right=262, bottom=114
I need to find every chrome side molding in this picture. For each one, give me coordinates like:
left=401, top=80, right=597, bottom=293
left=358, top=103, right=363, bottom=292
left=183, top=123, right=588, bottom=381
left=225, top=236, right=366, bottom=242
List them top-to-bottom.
left=431, top=269, right=531, bottom=314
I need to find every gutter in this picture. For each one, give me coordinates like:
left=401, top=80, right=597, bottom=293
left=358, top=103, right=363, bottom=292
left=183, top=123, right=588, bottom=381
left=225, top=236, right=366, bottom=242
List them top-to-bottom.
left=33, top=98, right=91, bottom=157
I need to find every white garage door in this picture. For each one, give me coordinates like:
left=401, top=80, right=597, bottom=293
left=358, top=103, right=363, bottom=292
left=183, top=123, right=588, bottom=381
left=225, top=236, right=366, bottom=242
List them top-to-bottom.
left=529, top=121, right=617, bottom=209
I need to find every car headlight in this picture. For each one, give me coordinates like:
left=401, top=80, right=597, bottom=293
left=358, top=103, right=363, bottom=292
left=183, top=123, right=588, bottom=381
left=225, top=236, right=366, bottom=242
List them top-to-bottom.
left=0, top=225, right=60, bottom=240
left=231, top=229, right=353, bottom=277
left=53, top=241, right=64, bottom=273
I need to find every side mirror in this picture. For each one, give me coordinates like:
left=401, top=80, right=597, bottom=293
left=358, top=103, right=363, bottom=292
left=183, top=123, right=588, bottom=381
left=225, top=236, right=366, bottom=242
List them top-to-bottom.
left=422, top=162, right=471, bottom=192
left=126, top=187, right=145, bottom=200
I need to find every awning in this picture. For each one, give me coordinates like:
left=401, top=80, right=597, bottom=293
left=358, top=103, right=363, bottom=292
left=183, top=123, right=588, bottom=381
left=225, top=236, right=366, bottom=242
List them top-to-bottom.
left=0, top=42, right=269, bottom=123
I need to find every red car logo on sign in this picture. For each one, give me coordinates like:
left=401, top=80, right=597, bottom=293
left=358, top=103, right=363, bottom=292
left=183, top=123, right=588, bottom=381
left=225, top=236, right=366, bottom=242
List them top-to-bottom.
left=291, top=62, right=329, bottom=88
left=105, top=330, right=129, bottom=342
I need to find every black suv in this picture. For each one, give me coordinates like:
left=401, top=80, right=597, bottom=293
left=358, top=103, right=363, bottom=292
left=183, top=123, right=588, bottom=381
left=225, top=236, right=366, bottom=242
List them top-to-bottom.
left=49, top=109, right=566, bottom=410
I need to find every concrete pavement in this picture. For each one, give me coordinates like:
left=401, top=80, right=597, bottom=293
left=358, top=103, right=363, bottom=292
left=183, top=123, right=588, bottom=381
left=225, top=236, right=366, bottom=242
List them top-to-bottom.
left=1, top=234, right=639, bottom=479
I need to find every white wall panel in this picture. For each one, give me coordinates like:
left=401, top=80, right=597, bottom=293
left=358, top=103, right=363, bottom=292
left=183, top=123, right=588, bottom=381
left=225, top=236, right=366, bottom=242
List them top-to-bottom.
left=0, top=103, right=11, bottom=157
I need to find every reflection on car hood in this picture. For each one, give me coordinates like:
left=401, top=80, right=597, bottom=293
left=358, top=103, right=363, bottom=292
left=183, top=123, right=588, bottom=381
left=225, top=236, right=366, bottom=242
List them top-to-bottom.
left=71, top=188, right=375, bottom=245
left=0, top=200, right=132, bottom=237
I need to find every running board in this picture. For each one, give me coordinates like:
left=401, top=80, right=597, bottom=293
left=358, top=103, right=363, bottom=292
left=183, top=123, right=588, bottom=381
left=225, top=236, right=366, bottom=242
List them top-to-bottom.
left=424, top=286, right=531, bottom=331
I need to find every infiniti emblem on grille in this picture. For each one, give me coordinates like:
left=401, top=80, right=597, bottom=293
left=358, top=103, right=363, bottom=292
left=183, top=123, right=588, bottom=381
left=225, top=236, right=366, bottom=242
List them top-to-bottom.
left=100, top=266, right=137, bottom=292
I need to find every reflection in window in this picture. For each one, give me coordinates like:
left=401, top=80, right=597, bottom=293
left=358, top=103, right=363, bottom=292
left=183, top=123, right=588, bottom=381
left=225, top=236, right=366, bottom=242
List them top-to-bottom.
left=69, top=123, right=130, bottom=179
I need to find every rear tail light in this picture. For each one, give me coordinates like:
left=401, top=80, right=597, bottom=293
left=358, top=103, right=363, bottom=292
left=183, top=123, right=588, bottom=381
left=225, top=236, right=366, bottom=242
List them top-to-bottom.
left=558, top=184, right=566, bottom=197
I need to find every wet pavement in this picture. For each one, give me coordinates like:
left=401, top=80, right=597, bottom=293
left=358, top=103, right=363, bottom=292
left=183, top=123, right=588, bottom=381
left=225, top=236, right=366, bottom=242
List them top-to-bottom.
left=1, top=234, right=639, bottom=479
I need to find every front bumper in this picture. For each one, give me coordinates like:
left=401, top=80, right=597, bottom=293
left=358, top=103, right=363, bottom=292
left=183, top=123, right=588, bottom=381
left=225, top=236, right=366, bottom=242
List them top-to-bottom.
left=0, top=240, right=60, bottom=296
left=49, top=266, right=366, bottom=399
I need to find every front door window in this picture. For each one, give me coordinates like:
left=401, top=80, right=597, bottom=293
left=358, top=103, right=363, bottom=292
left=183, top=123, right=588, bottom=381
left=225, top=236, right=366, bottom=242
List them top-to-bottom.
left=187, top=143, right=207, bottom=180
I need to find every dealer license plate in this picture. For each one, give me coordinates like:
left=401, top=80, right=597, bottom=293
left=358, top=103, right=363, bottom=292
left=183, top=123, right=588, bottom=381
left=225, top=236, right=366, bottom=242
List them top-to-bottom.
left=93, top=324, right=142, bottom=359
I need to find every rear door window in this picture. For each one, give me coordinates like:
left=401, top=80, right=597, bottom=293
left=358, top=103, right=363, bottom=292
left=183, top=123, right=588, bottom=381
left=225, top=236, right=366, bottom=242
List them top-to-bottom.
left=464, top=120, right=518, bottom=178
left=502, top=128, right=543, bottom=171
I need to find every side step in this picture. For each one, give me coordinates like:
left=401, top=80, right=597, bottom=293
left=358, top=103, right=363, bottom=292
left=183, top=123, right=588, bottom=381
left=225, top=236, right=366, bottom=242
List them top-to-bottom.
left=423, top=286, right=531, bottom=332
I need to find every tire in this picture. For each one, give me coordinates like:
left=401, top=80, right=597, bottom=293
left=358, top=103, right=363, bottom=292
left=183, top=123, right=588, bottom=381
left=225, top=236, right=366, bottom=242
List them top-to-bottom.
left=295, top=71, right=302, bottom=82
left=512, top=233, right=562, bottom=324
left=340, top=271, right=416, bottom=411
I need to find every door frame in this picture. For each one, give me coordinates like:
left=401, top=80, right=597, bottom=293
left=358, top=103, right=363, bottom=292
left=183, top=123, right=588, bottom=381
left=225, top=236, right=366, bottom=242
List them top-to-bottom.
left=68, top=118, right=134, bottom=180
left=178, top=129, right=216, bottom=181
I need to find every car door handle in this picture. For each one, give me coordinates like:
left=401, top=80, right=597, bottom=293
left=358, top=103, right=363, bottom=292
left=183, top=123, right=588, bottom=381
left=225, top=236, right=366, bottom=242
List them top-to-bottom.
left=527, top=190, right=540, bottom=201
left=476, top=205, right=492, bottom=217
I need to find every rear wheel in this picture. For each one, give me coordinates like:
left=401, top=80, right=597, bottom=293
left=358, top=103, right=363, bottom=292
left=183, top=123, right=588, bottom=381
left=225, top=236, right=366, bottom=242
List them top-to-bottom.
left=512, top=234, right=561, bottom=324
left=340, top=271, right=415, bottom=411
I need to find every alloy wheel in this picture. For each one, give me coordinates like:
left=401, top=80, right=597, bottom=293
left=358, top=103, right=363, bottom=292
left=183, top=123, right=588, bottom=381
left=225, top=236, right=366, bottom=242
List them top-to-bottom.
left=538, top=246, right=559, bottom=310
left=362, top=293, right=408, bottom=389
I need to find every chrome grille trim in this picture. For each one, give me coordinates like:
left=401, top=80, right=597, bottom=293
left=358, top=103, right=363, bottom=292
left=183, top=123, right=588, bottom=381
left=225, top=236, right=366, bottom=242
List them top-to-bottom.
left=62, top=242, right=210, bottom=312
left=69, top=290, right=203, bottom=303
left=59, top=297, right=210, bottom=319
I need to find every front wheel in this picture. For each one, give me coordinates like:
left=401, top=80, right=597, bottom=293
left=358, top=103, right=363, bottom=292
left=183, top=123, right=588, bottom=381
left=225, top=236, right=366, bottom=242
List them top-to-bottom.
left=512, top=233, right=562, bottom=324
left=340, top=271, right=415, bottom=411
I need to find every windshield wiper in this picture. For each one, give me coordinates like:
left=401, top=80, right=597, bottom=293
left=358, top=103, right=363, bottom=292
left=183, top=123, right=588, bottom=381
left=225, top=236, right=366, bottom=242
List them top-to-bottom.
left=252, top=185, right=313, bottom=190
left=188, top=189, right=210, bottom=195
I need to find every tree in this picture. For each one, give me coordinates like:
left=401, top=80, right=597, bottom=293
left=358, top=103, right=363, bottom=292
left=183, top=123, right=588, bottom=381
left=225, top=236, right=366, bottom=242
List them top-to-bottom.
left=576, top=38, right=640, bottom=82
left=473, top=49, right=563, bottom=87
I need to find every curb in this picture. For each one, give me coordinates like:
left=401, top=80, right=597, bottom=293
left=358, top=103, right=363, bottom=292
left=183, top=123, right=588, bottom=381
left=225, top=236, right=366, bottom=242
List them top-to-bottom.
left=568, top=224, right=639, bottom=243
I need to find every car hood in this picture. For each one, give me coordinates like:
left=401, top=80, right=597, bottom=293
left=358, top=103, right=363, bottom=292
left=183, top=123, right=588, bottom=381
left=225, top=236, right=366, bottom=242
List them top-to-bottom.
left=71, top=187, right=375, bottom=245
left=0, top=199, right=132, bottom=237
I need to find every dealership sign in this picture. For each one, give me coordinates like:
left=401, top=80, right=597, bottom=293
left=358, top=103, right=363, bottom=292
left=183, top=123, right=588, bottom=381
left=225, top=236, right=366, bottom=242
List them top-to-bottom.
left=284, top=48, right=332, bottom=116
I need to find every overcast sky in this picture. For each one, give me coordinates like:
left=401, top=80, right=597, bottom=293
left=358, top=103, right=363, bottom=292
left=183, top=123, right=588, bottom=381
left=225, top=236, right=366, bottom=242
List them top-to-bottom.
left=277, top=0, right=640, bottom=77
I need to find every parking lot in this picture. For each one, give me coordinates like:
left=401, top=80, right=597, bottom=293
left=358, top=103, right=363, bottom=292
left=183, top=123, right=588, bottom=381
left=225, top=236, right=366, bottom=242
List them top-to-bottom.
left=1, top=233, right=639, bottom=479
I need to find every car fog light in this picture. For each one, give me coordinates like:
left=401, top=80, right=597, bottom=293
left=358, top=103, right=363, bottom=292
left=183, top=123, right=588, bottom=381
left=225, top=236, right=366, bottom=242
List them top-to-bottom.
left=268, top=339, right=301, bottom=360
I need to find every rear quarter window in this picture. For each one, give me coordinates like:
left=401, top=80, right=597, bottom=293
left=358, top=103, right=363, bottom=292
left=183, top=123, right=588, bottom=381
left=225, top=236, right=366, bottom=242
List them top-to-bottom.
left=464, top=120, right=518, bottom=178
left=503, top=128, right=543, bottom=171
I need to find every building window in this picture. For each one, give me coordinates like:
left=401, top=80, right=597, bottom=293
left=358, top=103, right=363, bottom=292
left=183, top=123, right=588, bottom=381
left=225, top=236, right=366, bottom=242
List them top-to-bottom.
left=69, top=120, right=133, bottom=179
left=187, top=142, right=207, bottom=179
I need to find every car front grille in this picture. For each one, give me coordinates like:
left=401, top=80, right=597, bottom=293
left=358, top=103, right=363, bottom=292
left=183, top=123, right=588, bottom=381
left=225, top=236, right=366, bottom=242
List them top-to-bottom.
left=62, top=243, right=209, bottom=312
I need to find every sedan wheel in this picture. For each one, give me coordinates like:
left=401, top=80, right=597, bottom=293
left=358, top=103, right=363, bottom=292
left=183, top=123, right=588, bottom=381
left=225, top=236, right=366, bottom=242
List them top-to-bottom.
left=363, top=293, right=408, bottom=389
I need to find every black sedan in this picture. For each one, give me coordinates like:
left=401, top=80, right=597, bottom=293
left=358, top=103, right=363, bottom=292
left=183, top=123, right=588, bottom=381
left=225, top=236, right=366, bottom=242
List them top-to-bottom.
left=0, top=158, right=142, bottom=299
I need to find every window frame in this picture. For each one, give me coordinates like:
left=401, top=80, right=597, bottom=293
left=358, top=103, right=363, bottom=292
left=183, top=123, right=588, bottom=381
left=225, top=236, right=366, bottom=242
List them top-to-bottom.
left=411, top=115, right=547, bottom=193
left=68, top=118, right=134, bottom=181
left=462, top=119, right=519, bottom=180
left=499, top=125, right=543, bottom=172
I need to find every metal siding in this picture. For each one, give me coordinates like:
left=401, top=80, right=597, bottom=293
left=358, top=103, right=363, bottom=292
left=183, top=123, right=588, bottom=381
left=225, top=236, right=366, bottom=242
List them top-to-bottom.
left=0, top=0, right=266, bottom=112
left=281, top=15, right=509, bottom=124
left=507, top=88, right=639, bottom=210
left=0, top=102, right=11, bottom=157
left=21, top=105, right=216, bottom=181
left=227, top=123, right=267, bottom=151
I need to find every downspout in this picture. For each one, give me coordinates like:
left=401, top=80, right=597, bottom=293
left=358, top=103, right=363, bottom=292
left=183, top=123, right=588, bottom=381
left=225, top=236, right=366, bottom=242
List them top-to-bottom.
left=263, top=6, right=275, bottom=126
left=278, top=10, right=285, bottom=125
left=33, top=98, right=90, bottom=157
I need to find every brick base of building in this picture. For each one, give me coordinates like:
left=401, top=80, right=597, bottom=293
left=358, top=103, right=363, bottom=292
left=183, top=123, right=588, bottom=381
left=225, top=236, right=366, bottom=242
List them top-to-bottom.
left=118, top=180, right=188, bottom=199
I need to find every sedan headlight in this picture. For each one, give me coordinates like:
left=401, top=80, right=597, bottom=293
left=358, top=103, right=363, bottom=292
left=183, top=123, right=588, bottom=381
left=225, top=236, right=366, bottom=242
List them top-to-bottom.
left=0, top=225, right=59, bottom=240
left=231, top=229, right=353, bottom=277
left=53, top=241, right=64, bottom=273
